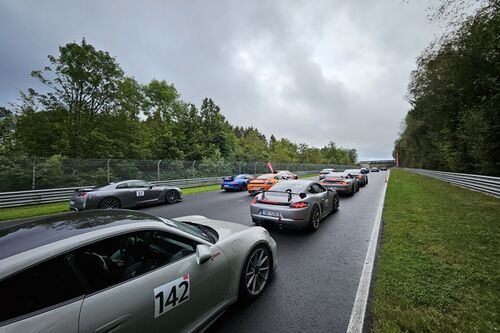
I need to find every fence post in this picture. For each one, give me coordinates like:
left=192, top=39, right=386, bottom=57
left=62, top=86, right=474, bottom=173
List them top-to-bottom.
left=32, top=157, right=37, bottom=190
left=107, top=159, right=111, bottom=183
left=157, top=160, right=162, bottom=181
left=192, top=161, right=196, bottom=179
left=238, top=161, right=242, bottom=174
left=254, top=162, right=258, bottom=175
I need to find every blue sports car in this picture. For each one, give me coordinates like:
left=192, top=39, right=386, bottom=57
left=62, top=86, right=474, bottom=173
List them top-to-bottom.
left=221, top=174, right=254, bottom=191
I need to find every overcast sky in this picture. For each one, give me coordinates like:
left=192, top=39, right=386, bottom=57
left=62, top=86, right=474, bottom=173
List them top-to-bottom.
left=0, top=0, right=442, bottom=160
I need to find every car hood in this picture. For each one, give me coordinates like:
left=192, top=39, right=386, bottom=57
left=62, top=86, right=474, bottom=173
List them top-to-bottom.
left=173, top=215, right=249, bottom=240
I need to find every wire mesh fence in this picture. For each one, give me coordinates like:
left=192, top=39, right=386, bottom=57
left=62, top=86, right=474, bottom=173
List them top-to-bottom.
left=0, top=156, right=358, bottom=192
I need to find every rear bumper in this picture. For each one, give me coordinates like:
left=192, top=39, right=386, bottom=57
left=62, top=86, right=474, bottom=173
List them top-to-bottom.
left=221, top=183, right=242, bottom=190
left=247, top=184, right=271, bottom=194
left=323, top=184, right=352, bottom=193
left=250, top=204, right=311, bottom=229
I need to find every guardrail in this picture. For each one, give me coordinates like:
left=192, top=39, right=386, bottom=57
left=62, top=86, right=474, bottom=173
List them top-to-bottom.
left=405, top=168, right=500, bottom=198
left=0, top=170, right=317, bottom=208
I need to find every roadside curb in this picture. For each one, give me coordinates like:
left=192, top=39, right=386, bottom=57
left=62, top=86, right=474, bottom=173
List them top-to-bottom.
left=346, top=170, right=390, bottom=333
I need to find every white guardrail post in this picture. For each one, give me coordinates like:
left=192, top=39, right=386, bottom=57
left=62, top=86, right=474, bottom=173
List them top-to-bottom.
left=405, top=168, right=500, bottom=198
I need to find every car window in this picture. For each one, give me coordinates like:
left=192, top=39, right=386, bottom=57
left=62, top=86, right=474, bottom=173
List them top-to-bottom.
left=275, top=175, right=283, bottom=180
left=128, top=180, right=150, bottom=188
left=116, top=183, right=128, bottom=189
left=312, top=183, right=326, bottom=193
left=307, top=186, right=317, bottom=194
left=71, top=230, right=197, bottom=293
left=0, top=255, right=85, bottom=324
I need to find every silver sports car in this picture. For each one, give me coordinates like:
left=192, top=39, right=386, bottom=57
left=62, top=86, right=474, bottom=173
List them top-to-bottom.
left=320, top=172, right=359, bottom=196
left=69, top=179, right=182, bottom=211
left=250, top=180, right=339, bottom=232
left=0, top=210, right=277, bottom=332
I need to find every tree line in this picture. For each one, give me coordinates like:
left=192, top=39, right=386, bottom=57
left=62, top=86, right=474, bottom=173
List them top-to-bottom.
left=394, top=1, right=499, bottom=175
left=0, top=39, right=357, bottom=167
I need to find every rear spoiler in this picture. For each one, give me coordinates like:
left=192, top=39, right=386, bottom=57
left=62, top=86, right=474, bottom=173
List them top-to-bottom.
left=75, top=187, right=95, bottom=192
left=261, top=189, right=307, bottom=202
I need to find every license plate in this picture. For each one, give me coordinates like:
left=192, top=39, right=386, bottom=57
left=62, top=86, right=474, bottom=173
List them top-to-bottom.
left=224, top=185, right=230, bottom=188
left=253, top=187, right=261, bottom=191
left=70, top=200, right=75, bottom=205
left=261, top=209, right=280, bottom=217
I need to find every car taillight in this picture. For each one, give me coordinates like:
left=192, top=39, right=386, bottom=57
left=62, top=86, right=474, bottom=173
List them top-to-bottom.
left=265, top=181, right=273, bottom=184
left=78, top=192, right=88, bottom=199
left=252, top=196, right=257, bottom=204
left=290, top=202, right=308, bottom=208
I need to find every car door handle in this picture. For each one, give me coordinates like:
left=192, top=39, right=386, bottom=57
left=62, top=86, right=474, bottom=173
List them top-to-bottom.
left=95, top=314, right=132, bottom=333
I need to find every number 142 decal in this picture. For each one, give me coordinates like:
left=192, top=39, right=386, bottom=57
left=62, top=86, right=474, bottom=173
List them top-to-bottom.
left=154, top=275, right=190, bottom=318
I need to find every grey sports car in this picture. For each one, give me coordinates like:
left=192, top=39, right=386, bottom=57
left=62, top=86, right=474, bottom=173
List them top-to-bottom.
left=344, top=169, right=369, bottom=187
left=320, top=172, right=359, bottom=196
left=69, top=180, right=182, bottom=211
left=250, top=180, right=339, bottom=232
left=0, top=210, right=277, bottom=332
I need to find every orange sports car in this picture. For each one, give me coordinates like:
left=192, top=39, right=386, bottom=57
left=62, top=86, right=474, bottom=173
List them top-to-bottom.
left=247, top=173, right=285, bottom=195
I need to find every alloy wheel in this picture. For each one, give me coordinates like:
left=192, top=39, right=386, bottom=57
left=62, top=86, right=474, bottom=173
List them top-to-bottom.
left=245, top=247, right=271, bottom=296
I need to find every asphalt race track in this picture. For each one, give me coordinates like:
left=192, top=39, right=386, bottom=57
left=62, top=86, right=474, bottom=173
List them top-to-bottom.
left=141, top=172, right=388, bottom=333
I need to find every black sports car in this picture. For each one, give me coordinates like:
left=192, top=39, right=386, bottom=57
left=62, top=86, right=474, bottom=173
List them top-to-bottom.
left=69, top=180, right=182, bottom=211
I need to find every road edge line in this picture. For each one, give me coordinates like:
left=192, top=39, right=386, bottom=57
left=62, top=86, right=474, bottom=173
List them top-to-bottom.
left=346, top=170, right=390, bottom=333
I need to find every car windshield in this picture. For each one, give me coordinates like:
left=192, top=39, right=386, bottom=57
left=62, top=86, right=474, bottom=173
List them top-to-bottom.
left=345, top=169, right=361, bottom=175
left=235, top=175, right=245, bottom=179
left=269, top=182, right=305, bottom=193
left=160, top=218, right=217, bottom=243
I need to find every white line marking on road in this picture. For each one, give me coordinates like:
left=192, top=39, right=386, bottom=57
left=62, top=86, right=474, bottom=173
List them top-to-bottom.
left=346, top=170, right=390, bottom=333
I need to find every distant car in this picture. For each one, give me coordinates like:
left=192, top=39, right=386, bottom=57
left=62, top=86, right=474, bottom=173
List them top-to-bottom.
left=370, top=167, right=380, bottom=172
left=380, top=167, right=388, bottom=171
left=319, top=168, right=336, bottom=181
left=360, top=168, right=370, bottom=174
left=344, top=169, right=369, bottom=187
left=276, top=170, right=298, bottom=180
left=320, top=172, right=359, bottom=196
left=247, top=173, right=285, bottom=195
left=221, top=174, right=254, bottom=191
left=69, top=179, right=182, bottom=211
left=250, top=180, right=339, bottom=232
left=0, top=210, right=277, bottom=332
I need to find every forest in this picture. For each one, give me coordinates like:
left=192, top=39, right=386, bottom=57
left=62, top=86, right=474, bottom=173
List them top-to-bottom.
left=394, top=1, right=499, bottom=175
left=0, top=39, right=357, bottom=191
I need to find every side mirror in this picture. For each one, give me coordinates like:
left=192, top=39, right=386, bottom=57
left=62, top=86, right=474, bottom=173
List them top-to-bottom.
left=149, top=185, right=153, bottom=189
left=299, top=192, right=307, bottom=199
left=196, top=244, right=212, bottom=264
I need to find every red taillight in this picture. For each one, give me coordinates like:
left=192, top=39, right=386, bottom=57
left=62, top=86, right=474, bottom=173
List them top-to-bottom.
left=356, top=175, right=363, bottom=179
left=265, top=181, right=273, bottom=185
left=78, top=192, right=88, bottom=198
left=252, top=196, right=257, bottom=204
left=290, top=201, right=308, bottom=208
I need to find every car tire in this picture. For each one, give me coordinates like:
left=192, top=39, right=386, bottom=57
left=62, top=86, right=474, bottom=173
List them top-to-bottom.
left=242, top=183, right=248, bottom=191
left=349, top=185, right=355, bottom=196
left=165, top=190, right=179, bottom=204
left=332, top=195, right=340, bottom=213
left=99, top=197, right=121, bottom=209
left=307, top=205, right=321, bottom=232
left=239, top=245, right=272, bottom=300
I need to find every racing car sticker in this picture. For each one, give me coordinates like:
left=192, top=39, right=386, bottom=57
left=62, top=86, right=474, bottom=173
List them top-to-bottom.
left=136, top=190, right=145, bottom=197
left=154, top=275, right=190, bottom=318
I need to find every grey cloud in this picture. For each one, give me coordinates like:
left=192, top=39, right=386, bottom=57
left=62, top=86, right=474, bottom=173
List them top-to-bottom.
left=0, top=0, right=441, bottom=160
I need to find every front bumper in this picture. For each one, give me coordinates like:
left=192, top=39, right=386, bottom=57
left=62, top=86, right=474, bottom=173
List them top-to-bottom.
left=250, top=204, right=311, bottom=229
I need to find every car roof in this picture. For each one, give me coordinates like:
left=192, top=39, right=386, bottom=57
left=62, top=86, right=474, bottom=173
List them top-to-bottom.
left=0, top=210, right=164, bottom=261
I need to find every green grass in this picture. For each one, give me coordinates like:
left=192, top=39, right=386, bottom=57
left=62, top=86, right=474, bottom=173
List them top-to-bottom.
left=372, top=169, right=500, bottom=332
left=182, top=184, right=221, bottom=195
left=0, top=202, right=69, bottom=222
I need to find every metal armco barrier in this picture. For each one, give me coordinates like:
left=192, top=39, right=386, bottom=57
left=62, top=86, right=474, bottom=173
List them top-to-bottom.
left=405, top=168, right=500, bottom=198
left=0, top=170, right=316, bottom=208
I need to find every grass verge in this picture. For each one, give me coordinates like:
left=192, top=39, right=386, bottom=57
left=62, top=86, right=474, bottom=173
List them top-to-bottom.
left=372, top=169, right=500, bottom=332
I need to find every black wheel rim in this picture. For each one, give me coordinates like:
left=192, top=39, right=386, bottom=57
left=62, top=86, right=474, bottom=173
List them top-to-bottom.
left=167, top=191, right=178, bottom=203
left=101, top=198, right=119, bottom=209
left=312, top=207, right=320, bottom=229
left=245, top=248, right=270, bottom=296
